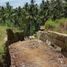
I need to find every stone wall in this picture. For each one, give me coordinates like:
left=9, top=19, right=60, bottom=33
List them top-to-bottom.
left=37, top=31, right=67, bottom=51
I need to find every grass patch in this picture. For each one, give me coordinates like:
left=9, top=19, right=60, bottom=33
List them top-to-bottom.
left=45, top=18, right=67, bottom=33
left=45, top=19, right=57, bottom=30
left=0, top=25, right=20, bottom=65
left=0, top=25, right=8, bottom=64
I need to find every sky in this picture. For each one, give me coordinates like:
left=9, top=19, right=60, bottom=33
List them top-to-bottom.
left=0, top=0, right=42, bottom=8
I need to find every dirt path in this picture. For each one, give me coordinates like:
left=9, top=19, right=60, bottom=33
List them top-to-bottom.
left=9, top=39, right=67, bottom=67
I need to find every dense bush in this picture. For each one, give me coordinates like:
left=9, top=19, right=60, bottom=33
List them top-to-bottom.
left=45, top=19, right=57, bottom=30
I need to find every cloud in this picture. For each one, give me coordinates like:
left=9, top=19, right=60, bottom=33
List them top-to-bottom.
left=0, top=0, right=41, bottom=8
left=0, top=0, right=13, bottom=3
left=0, top=0, right=13, bottom=6
left=0, top=0, right=30, bottom=7
left=10, top=0, right=30, bottom=8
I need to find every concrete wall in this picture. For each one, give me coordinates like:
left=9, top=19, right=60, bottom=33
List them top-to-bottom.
left=37, top=31, right=67, bottom=51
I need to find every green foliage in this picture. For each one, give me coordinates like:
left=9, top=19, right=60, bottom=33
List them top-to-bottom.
left=0, top=0, right=67, bottom=36
left=0, top=0, right=67, bottom=65
left=40, top=0, right=50, bottom=24
left=50, top=0, right=64, bottom=20
left=64, top=0, right=67, bottom=17
left=45, top=18, right=67, bottom=33
left=45, top=19, right=57, bottom=29
left=0, top=25, right=20, bottom=65
left=0, top=26, right=8, bottom=64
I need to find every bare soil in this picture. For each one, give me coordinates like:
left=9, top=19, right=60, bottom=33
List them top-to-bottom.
left=9, top=39, right=67, bottom=67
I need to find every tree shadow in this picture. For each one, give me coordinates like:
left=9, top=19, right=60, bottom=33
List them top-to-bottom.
left=0, top=29, right=25, bottom=67
left=1, top=29, right=25, bottom=67
left=6, top=29, right=24, bottom=45
left=3, top=42, right=11, bottom=67
left=61, top=51, right=67, bottom=58
left=0, top=60, right=3, bottom=67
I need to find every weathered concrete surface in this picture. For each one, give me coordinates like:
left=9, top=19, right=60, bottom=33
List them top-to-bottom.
left=36, top=31, right=67, bottom=51
left=9, top=39, right=67, bottom=67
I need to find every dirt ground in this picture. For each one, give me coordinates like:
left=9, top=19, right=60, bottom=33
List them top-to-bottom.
left=9, top=39, right=67, bottom=67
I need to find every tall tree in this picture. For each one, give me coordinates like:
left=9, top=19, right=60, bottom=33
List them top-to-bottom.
left=27, top=0, right=36, bottom=35
left=40, top=0, right=50, bottom=25
left=50, top=0, right=64, bottom=20
left=64, top=0, right=67, bottom=17
left=5, top=2, right=13, bottom=26
left=0, top=6, right=6, bottom=23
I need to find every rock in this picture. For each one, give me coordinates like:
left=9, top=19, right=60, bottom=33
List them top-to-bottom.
left=4, top=36, right=7, bottom=42
left=29, top=36, right=35, bottom=39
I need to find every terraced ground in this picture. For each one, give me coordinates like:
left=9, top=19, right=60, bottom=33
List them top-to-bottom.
left=9, top=39, right=67, bottom=67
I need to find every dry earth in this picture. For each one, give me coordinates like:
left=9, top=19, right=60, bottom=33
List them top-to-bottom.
left=9, top=39, right=67, bottom=67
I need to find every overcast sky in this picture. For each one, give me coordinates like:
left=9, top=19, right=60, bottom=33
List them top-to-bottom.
left=0, top=0, right=42, bottom=8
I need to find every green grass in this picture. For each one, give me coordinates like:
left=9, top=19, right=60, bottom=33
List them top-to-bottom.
left=45, top=18, right=67, bottom=33
left=45, top=19, right=57, bottom=30
left=0, top=25, right=20, bottom=64
left=0, top=25, right=8, bottom=63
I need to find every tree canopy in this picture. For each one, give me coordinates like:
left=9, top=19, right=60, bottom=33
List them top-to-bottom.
left=0, top=0, right=67, bottom=36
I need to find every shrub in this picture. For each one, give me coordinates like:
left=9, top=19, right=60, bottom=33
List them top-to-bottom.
left=45, top=18, right=67, bottom=33
left=45, top=19, right=56, bottom=30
